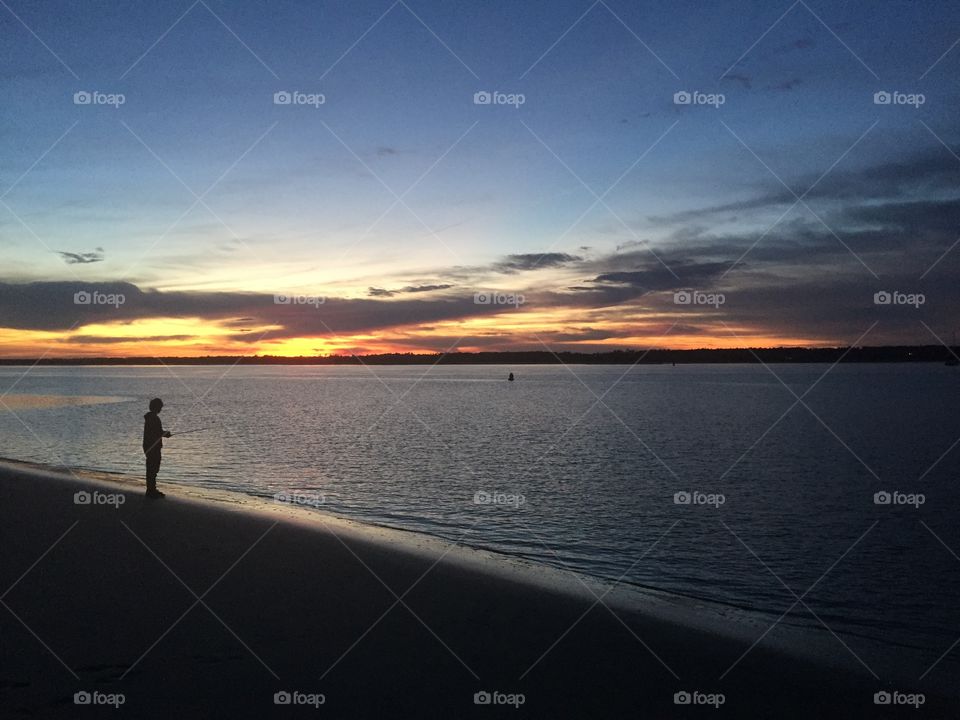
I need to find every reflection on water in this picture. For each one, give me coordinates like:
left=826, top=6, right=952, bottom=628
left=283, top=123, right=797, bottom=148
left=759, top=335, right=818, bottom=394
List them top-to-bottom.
left=1, top=363, right=958, bottom=670
left=1, top=394, right=134, bottom=410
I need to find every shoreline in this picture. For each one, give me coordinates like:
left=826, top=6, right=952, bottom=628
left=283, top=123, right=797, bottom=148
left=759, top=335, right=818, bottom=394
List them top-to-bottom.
left=1, top=347, right=959, bottom=366
left=1, top=457, right=952, bottom=682
left=0, top=458, right=956, bottom=712
left=0, top=458, right=943, bottom=659
left=3, top=458, right=956, bottom=716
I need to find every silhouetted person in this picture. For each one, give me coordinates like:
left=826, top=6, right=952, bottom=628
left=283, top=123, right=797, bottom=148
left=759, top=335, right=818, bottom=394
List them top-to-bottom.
left=508, top=372, right=514, bottom=382
left=143, top=398, right=171, bottom=499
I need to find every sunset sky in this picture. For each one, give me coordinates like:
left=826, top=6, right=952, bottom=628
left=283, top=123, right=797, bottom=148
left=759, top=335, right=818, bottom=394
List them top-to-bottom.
left=2, top=0, right=959, bottom=357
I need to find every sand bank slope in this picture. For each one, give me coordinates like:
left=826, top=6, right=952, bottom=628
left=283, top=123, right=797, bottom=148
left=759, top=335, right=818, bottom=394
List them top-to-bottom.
left=0, top=460, right=948, bottom=718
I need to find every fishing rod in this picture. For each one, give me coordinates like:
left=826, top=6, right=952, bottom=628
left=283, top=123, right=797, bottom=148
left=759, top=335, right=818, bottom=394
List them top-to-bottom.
left=171, top=426, right=215, bottom=436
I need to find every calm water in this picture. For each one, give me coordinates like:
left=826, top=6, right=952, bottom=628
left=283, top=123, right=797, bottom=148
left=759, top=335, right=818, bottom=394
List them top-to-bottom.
left=2, top=364, right=959, bottom=673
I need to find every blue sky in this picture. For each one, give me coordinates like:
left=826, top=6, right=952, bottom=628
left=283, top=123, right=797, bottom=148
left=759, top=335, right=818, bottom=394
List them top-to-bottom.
left=2, top=0, right=960, bottom=355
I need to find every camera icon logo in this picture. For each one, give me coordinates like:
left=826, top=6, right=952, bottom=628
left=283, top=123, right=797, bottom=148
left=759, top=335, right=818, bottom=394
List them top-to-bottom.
left=73, top=91, right=92, bottom=105
left=273, top=91, right=292, bottom=105
left=473, top=91, right=492, bottom=105
left=673, top=91, right=692, bottom=105
left=873, top=91, right=891, bottom=105
left=74, top=290, right=92, bottom=304
left=673, top=290, right=692, bottom=304
left=473, top=291, right=492, bottom=305
left=873, top=291, right=891, bottom=305
left=273, top=294, right=291, bottom=304
left=74, top=490, right=92, bottom=505
left=673, top=491, right=691, bottom=505
left=873, top=491, right=891, bottom=505
left=674, top=690, right=692, bottom=704
left=874, top=690, right=891, bottom=705
left=74, top=691, right=92, bottom=704
left=274, top=691, right=292, bottom=705
left=474, top=691, right=492, bottom=705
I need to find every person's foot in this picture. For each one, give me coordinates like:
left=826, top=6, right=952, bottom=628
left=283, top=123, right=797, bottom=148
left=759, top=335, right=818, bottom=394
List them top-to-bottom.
left=145, top=488, right=165, bottom=499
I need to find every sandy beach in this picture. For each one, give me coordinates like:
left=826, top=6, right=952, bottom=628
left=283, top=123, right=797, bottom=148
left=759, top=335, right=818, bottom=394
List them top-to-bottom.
left=0, top=459, right=951, bottom=718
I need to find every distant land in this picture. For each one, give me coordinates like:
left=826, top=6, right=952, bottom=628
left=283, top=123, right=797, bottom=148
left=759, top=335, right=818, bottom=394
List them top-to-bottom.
left=0, top=346, right=957, bottom=365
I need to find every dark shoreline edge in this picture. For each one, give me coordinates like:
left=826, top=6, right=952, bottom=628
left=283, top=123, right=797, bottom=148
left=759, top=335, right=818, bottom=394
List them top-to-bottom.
left=0, top=345, right=958, bottom=365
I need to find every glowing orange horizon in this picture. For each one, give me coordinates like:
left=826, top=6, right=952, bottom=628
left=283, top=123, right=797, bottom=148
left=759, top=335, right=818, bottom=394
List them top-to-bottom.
left=0, top=311, right=837, bottom=358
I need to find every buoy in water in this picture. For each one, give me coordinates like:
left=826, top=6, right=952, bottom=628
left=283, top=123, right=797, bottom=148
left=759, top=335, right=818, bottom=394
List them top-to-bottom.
left=508, top=372, right=514, bottom=381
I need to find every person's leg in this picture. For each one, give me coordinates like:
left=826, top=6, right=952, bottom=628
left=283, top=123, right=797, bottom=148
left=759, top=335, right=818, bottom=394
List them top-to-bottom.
left=145, top=451, right=162, bottom=495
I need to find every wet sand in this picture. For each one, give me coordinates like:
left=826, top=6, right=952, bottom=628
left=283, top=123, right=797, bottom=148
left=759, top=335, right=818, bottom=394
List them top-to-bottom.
left=0, top=459, right=951, bottom=718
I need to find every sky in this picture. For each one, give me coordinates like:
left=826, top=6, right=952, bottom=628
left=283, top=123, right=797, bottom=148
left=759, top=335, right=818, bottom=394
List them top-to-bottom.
left=1, top=0, right=959, bottom=357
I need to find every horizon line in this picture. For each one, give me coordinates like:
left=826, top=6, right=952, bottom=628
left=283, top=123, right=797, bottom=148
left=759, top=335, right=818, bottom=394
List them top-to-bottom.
left=0, top=345, right=955, bottom=365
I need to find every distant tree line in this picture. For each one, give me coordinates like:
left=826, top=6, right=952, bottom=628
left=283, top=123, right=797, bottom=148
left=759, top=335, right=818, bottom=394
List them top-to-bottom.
left=0, top=346, right=956, bottom=365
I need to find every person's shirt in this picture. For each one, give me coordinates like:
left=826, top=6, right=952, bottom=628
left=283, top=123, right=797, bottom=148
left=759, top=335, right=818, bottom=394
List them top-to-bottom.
left=143, top=412, right=164, bottom=453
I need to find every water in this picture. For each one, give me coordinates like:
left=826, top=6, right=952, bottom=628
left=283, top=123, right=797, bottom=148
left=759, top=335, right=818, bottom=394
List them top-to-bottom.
left=2, top=364, right=959, bottom=673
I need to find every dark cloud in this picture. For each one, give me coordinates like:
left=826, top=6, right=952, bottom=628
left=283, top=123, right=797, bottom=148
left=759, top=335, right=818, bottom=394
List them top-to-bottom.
left=649, top=148, right=960, bottom=225
left=645, top=196, right=960, bottom=279
left=838, top=198, right=960, bottom=237
left=57, top=247, right=104, bottom=264
left=418, top=251, right=585, bottom=285
left=494, top=253, right=582, bottom=272
left=590, top=261, right=731, bottom=292
left=0, top=282, right=505, bottom=341
left=367, top=284, right=454, bottom=297
left=402, top=284, right=454, bottom=293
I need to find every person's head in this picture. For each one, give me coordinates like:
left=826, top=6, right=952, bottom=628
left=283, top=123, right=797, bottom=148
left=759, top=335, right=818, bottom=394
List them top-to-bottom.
left=149, top=398, right=164, bottom=413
